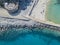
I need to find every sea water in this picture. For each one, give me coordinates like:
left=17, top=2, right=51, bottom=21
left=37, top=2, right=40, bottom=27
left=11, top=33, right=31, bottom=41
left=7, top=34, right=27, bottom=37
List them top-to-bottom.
left=46, top=0, right=60, bottom=24
left=0, top=28, right=60, bottom=45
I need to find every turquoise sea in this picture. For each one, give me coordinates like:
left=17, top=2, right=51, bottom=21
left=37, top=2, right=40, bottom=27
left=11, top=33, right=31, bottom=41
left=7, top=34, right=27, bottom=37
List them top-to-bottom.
left=46, top=0, right=60, bottom=24
left=0, top=28, right=60, bottom=45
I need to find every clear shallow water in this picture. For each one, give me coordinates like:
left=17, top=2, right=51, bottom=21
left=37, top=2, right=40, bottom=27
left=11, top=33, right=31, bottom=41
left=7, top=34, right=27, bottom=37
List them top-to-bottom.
left=46, top=0, right=60, bottom=24
left=0, top=28, right=60, bottom=45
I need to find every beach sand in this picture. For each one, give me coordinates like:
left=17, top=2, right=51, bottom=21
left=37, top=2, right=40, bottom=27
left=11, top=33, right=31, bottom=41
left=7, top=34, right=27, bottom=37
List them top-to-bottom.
left=29, top=0, right=48, bottom=21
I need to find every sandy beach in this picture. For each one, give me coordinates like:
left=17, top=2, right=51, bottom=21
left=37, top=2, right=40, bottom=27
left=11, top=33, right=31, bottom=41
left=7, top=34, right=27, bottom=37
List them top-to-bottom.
left=29, top=0, right=48, bottom=21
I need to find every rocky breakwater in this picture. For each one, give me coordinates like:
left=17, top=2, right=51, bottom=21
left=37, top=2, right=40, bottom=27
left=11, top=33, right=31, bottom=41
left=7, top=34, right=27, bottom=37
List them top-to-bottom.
left=0, top=17, right=60, bottom=41
left=0, top=18, right=42, bottom=41
left=0, top=18, right=60, bottom=33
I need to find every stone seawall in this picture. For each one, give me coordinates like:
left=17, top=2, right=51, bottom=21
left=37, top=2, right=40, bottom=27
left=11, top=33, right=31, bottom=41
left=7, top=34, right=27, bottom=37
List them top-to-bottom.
left=0, top=17, right=60, bottom=32
left=0, top=17, right=60, bottom=41
left=0, top=21, right=60, bottom=31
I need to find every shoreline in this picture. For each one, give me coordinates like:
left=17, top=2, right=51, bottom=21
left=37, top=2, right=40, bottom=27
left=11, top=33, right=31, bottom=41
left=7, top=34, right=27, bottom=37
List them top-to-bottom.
left=0, top=0, right=60, bottom=33
left=0, top=17, right=60, bottom=31
left=0, top=18, right=60, bottom=38
left=0, top=26, right=60, bottom=41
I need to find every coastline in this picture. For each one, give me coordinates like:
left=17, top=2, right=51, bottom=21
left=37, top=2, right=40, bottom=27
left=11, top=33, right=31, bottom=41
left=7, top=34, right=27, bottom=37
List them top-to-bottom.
left=0, top=0, right=60, bottom=37
left=0, top=0, right=60, bottom=45
left=0, top=0, right=60, bottom=31
left=0, top=17, right=60, bottom=31
left=0, top=17, right=60, bottom=39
